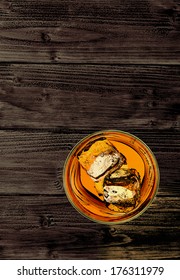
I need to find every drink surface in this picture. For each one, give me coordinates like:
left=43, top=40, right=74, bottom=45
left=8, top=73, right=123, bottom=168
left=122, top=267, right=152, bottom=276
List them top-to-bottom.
left=64, top=131, right=159, bottom=224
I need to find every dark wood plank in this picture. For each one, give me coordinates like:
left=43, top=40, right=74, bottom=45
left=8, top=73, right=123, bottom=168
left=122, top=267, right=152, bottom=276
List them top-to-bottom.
left=0, top=0, right=179, bottom=63
left=0, top=0, right=179, bottom=261
left=0, top=64, right=179, bottom=130
left=0, top=130, right=179, bottom=195
left=0, top=195, right=179, bottom=259
left=1, top=228, right=179, bottom=259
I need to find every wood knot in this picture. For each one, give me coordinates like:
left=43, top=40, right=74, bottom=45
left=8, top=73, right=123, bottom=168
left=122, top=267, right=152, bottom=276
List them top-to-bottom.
left=165, top=7, right=178, bottom=22
left=41, top=32, right=51, bottom=43
left=50, top=50, right=60, bottom=63
left=52, top=56, right=60, bottom=63
left=13, top=76, right=22, bottom=84
left=147, top=101, right=158, bottom=108
left=149, top=120, right=157, bottom=127
left=54, top=167, right=63, bottom=191
left=54, top=180, right=63, bottom=191
left=40, top=215, right=55, bottom=228
left=109, top=227, right=117, bottom=236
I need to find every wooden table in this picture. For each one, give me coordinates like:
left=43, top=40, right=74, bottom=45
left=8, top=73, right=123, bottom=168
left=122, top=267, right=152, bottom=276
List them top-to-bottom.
left=0, top=0, right=179, bottom=259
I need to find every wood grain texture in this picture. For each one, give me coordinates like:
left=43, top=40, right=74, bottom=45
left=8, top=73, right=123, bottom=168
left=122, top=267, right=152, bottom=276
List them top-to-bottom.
left=0, top=0, right=179, bottom=64
left=0, top=0, right=179, bottom=260
left=0, top=64, right=179, bottom=129
left=0, top=130, right=179, bottom=195
left=0, top=196, right=179, bottom=259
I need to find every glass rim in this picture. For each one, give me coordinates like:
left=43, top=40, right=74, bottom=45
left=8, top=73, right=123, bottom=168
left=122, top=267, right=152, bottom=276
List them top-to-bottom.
left=63, top=129, right=160, bottom=225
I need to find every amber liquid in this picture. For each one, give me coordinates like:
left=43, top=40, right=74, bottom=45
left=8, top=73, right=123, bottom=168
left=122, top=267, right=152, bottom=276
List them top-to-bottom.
left=64, top=131, right=159, bottom=224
